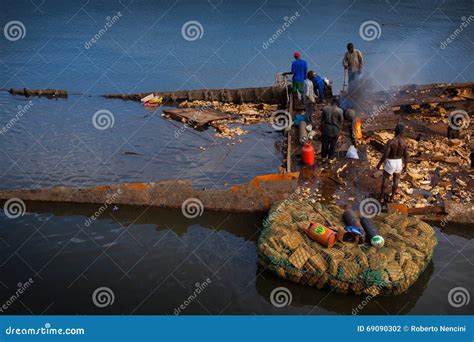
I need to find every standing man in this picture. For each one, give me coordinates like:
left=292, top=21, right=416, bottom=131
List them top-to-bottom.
left=342, top=43, right=363, bottom=92
left=285, top=52, right=307, bottom=99
left=303, top=71, right=316, bottom=123
left=321, top=97, right=344, bottom=160
left=344, top=108, right=357, bottom=146
left=377, top=123, right=408, bottom=203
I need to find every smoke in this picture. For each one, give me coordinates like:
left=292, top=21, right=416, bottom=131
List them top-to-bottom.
left=342, top=41, right=423, bottom=113
left=342, top=75, right=380, bottom=114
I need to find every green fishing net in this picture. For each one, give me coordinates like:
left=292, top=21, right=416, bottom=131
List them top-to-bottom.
left=258, top=200, right=437, bottom=296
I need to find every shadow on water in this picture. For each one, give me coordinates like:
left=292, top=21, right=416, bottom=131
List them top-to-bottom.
left=18, top=201, right=264, bottom=241
left=426, top=220, right=474, bottom=240
left=255, top=262, right=434, bottom=315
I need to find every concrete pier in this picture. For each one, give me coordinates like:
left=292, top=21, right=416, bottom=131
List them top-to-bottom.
left=0, top=173, right=299, bottom=212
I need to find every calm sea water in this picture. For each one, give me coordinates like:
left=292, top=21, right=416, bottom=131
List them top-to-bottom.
left=0, top=0, right=473, bottom=315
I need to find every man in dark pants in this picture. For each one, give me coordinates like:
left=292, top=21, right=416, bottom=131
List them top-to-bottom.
left=342, top=43, right=363, bottom=92
left=321, top=97, right=343, bottom=160
left=344, top=108, right=357, bottom=146
left=377, top=123, right=408, bottom=203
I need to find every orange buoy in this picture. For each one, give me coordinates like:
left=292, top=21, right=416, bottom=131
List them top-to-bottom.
left=355, top=118, right=363, bottom=140
left=301, top=142, right=315, bottom=166
left=305, top=222, right=337, bottom=248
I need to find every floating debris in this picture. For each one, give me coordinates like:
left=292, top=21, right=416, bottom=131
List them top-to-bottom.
left=8, top=88, right=68, bottom=98
left=177, top=100, right=278, bottom=140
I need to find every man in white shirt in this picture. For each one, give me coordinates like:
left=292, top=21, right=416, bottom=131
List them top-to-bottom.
left=303, top=71, right=316, bottom=124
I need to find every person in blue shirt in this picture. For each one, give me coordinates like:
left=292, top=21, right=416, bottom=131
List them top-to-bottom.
left=283, top=52, right=307, bottom=95
left=312, top=72, right=325, bottom=102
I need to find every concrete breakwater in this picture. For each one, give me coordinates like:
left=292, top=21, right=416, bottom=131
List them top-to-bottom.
left=0, top=173, right=299, bottom=212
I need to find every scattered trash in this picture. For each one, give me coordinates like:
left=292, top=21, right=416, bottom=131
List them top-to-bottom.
left=140, top=93, right=154, bottom=103
left=141, top=93, right=163, bottom=107
left=178, top=100, right=277, bottom=140
left=345, top=145, right=359, bottom=159
left=343, top=209, right=366, bottom=243
left=360, top=217, right=384, bottom=248
left=304, top=222, right=337, bottom=248
left=337, top=226, right=362, bottom=244
left=371, top=235, right=385, bottom=248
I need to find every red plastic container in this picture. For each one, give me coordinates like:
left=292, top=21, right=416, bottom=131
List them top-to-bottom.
left=301, top=143, right=315, bottom=166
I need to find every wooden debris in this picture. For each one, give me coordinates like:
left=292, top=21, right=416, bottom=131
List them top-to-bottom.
left=9, top=88, right=68, bottom=98
left=162, top=108, right=236, bottom=128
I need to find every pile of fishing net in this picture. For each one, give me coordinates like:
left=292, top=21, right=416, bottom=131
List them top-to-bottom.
left=258, top=200, right=437, bottom=296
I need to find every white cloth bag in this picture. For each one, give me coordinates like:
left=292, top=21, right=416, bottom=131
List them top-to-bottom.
left=346, top=145, right=359, bottom=159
